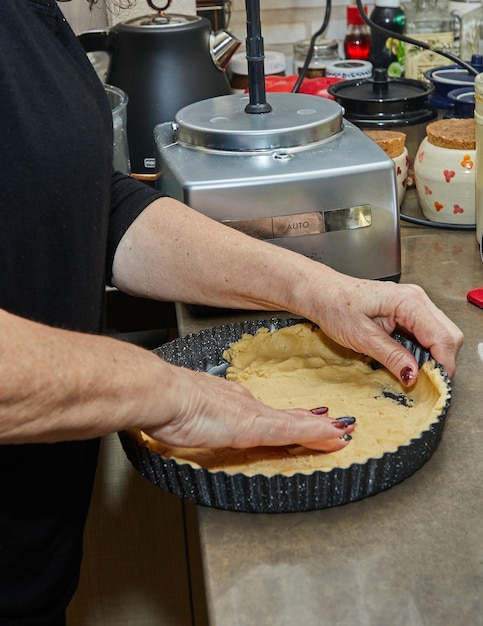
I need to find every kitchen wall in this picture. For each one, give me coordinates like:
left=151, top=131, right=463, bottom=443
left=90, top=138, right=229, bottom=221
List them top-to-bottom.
left=59, top=0, right=108, bottom=33
left=60, top=0, right=197, bottom=33
left=62, top=0, right=374, bottom=70
left=226, top=0, right=364, bottom=73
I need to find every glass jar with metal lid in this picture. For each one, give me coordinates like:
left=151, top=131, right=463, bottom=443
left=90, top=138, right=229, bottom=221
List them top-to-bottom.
left=293, top=37, right=339, bottom=78
left=229, top=50, right=286, bottom=93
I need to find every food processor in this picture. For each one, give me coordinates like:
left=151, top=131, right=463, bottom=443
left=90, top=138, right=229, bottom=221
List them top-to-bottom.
left=155, top=0, right=401, bottom=281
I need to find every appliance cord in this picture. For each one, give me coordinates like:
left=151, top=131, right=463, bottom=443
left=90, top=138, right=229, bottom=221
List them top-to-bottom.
left=291, top=0, right=332, bottom=93
left=354, top=0, right=479, bottom=75
left=400, top=212, right=475, bottom=230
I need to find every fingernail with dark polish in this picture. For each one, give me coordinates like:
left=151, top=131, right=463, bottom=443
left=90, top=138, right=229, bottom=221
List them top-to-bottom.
left=400, top=366, right=414, bottom=385
left=310, top=407, right=329, bottom=415
left=335, top=416, right=356, bottom=426
left=340, top=433, right=352, bottom=442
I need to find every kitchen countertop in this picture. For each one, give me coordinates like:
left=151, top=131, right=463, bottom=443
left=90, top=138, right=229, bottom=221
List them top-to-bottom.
left=176, top=191, right=483, bottom=626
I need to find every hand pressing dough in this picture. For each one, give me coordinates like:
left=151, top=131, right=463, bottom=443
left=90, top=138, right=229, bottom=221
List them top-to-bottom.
left=133, top=323, right=449, bottom=477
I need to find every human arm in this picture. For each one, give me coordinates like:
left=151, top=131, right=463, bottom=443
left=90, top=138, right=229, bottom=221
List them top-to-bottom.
left=0, top=189, right=461, bottom=449
left=111, top=196, right=463, bottom=383
left=0, top=308, right=352, bottom=449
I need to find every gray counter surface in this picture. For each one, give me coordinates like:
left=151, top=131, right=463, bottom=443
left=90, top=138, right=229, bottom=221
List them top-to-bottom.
left=176, top=194, right=483, bottom=626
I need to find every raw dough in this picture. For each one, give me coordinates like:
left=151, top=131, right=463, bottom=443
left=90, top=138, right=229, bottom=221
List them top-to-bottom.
left=134, top=323, right=449, bottom=476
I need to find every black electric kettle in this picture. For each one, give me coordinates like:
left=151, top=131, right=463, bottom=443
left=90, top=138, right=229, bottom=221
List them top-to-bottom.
left=79, top=11, right=240, bottom=182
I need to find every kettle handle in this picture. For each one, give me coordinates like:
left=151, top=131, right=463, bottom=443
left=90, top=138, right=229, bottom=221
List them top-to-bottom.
left=146, top=0, right=171, bottom=10
left=78, top=30, right=112, bottom=54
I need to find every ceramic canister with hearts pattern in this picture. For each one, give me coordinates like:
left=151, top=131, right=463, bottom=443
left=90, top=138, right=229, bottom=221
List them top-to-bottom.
left=414, top=118, right=476, bottom=225
left=363, top=130, right=408, bottom=208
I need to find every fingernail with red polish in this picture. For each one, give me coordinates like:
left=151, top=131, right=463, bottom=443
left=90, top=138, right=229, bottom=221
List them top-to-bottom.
left=400, top=366, right=414, bottom=385
left=310, top=407, right=329, bottom=415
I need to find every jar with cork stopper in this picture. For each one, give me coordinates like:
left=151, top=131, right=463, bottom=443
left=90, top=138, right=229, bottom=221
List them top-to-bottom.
left=414, top=118, right=476, bottom=225
left=363, top=130, right=408, bottom=206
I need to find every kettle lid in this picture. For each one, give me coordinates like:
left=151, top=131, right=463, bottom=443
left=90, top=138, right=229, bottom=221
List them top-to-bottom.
left=121, top=13, right=201, bottom=29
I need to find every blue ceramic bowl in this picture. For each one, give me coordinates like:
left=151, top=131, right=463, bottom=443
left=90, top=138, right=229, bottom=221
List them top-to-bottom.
left=424, top=54, right=482, bottom=108
left=425, top=65, right=475, bottom=101
left=446, top=87, right=475, bottom=118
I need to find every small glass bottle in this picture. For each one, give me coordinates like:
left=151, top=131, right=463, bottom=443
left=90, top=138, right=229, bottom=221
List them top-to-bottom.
left=368, top=0, right=405, bottom=71
left=403, top=0, right=456, bottom=80
left=344, top=5, right=371, bottom=60
left=293, top=38, right=339, bottom=78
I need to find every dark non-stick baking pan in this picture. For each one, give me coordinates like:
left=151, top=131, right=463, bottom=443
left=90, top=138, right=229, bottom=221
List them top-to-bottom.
left=119, top=317, right=451, bottom=513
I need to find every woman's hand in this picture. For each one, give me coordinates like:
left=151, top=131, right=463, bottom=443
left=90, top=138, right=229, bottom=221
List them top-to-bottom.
left=113, top=198, right=463, bottom=386
left=299, top=271, right=463, bottom=384
left=0, top=309, right=352, bottom=451
left=141, top=366, right=355, bottom=452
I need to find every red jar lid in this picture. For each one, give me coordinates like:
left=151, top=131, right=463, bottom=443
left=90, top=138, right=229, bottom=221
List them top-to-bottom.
left=347, top=5, right=367, bottom=25
left=263, top=75, right=342, bottom=99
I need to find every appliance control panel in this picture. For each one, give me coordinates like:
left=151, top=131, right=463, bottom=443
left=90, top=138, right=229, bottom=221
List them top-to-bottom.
left=222, top=205, right=372, bottom=239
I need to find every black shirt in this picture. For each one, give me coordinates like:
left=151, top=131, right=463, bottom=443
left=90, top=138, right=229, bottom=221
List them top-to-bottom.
left=0, top=0, right=162, bottom=330
left=0, top=2, right=164, bottom=623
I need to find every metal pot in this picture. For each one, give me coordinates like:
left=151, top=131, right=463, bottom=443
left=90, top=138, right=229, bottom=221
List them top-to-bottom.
left=79, top=13, right=240, bottom=181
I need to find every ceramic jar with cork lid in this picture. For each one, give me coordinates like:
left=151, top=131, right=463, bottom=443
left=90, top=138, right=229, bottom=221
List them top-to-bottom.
left=414, top=118, right=476, bottom=225
left=364, top=130, right=408, bottom=207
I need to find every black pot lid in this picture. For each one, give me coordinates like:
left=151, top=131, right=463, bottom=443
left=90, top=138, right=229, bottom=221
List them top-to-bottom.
left=328, top=68, right=436, bottom=127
